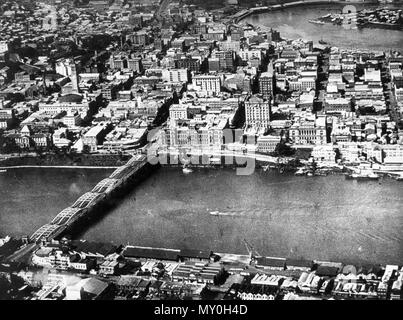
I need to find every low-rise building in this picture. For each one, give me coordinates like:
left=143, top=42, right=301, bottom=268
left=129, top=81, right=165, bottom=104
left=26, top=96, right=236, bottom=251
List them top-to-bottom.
left=257, top=135, right=281, bottom=154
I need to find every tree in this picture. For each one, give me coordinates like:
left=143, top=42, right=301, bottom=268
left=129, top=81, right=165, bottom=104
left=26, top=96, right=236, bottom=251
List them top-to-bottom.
left=0, top=135, right=20, bottom=154
left=273, top=142, right=295, bottom=157
left=82, top=145, right=91, bottom=154
left=214, top=268, right=229, bottom=286
left=0, top=275, right=11, bottom=300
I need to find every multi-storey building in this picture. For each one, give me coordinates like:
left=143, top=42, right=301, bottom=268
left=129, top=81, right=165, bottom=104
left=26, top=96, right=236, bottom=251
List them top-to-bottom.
left=127, top=31, right=148, bottom=46
left=219, top=40, right=241, bottom=53
left=0, top=41, right=8, bottom=54
left=239, top=49, right=262, bottom=64
left=211, top=50, right=235, bottom=72
left=109, top=53, right=143, bottom=73
left=175, top=57, right=200, bottom=72
left=56, top=58, right=75, bottom=78
left=208, top=58, right=220, bottom=72
left=162, top=69, right=188, bottom=83
left=259, top=70, right=274, bottom=101
left=192, top=75, right=221, bottom=95
left=288, top=77, right=316, bottom=92
left=394, top=78, right=403, bottom=102
left=101, top=81, right=124, bottom=100
left=245, top=96, right=271, bottom=129
left=324, top=97, right=351, bottom=113
left=169, top=104, right=189, bottom=121
left=163, top=116, right=229, bottom=150
left=289, top=117, right=326, bottom=145
left=82, top=125, right=106, bottom=152
left=257, top=135, right=281, bottom=153
left=311, top=145, right=336, bottom=163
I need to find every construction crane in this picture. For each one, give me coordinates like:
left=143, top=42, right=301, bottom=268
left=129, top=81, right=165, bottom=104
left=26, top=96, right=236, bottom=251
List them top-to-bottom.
left=243, top=239, right=262, bottom=264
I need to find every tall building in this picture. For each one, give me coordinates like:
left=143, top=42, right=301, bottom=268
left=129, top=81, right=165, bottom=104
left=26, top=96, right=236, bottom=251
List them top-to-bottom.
left=267, top=28, right=281, bottom=42
left=127, top=31, right=148, bottom=46
left=239, top=49, right=262, bottom=64
left=211, top=50, right=234, bottom=72
left=109, top=53, right=142, bottom=73
left=128, top=57, right=143, bottom=73
left=175, top=57, right=200, bottom=72
left=56, top=58, right=75, bottom=77
left=208, top=58, right=220, bottom=72
left=70, top=63, right=79, bottom=94
left=259, top=63, right=274, bottom=100
left=192, top=75, right=221, bottom=95
left=245, top=96, right=271, bottom=129
left=289, top=116, right=327, bottom=145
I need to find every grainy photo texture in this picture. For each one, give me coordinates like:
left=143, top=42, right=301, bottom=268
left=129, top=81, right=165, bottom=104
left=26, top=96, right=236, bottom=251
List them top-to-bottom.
left=0, top=0, right=402, bottom=306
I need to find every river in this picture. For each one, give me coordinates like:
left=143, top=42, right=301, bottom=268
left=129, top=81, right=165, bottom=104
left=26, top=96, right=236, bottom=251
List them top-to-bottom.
left=244, top=3, right=403, bottom=52
left=1, top=4, right=403, bottom=266
left=1, top=167, right=402, bottom=265
left=0, top=168, right=112, bottom=238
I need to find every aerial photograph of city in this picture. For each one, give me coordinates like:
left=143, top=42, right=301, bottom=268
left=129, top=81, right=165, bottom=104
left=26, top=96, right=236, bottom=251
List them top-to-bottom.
left=0, top=0, right=403, bottom=307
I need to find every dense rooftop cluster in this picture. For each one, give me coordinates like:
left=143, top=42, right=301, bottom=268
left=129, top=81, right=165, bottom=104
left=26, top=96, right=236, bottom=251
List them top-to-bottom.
left=0, top=0, right=403, bottom=301
left=1, top=236, right=403, bottom=300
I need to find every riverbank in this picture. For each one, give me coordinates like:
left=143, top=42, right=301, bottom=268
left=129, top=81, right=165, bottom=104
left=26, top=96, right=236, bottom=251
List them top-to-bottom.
left=233, top=0, right=380, bottom=23
left=316, top=7, right=403, bottom=31
left=0, top=153, right=131, bottom=168
left=0, top=165, right=119, bottom=170
left=0, top=234, right=395, bottom=270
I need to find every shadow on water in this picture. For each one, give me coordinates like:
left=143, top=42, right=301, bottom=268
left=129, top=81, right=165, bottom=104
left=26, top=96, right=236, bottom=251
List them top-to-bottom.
left=58, top=164, right=160, bottom=240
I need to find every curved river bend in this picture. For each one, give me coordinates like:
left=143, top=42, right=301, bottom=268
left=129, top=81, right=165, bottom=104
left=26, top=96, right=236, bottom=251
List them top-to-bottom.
left=244, top=3, right=403, bottom=52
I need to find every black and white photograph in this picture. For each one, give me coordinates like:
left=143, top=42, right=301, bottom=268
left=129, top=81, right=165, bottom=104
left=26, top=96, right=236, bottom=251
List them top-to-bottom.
left=0, top=0, right=403, bottom=309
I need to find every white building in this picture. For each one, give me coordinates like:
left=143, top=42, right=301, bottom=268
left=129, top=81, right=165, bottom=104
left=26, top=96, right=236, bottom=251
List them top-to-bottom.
left=0, top=41, right=8, bottom=54
left=238, top=49, right=262, bottom=63
left=56, top=58, right=75, bottom=77
left=364, top=67, right=381, bottom=82
left=162, top=68, right=188, bottom=83
left=191, top=75, right=221, bottom=95
left=288, top=77, right=316, bottom=92
left=245, top=96, right=271, bottom=129
left=169, top=104, right=189, bottom=121
left=62, top=112, right=81, bottom=127
left=289, top=117, right=326, bottom=145
left=82, top=125, right=106, bottom=152
left=257, top=135, right=281, bottom=153
left=338, top=143, right=361, bottom=163
left=311, top=145, right=336, bottom=163
left=382, top=145, right=403, bottom=165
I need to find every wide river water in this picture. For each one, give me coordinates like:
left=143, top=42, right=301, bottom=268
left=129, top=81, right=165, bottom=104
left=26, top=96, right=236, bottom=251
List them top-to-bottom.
left=244, top=3, right=403, bottom=52
left=1, top=4, right=403, bottom=266
left=1, top=167, right=402, bottom=265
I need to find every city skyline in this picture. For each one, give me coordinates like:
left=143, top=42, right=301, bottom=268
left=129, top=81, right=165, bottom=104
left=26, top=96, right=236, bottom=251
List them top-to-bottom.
left=0, top=0, right=403, bottom=303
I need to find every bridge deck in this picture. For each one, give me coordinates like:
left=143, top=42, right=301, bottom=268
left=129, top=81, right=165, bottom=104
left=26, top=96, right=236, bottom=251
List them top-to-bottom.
left=30, top=154, right=150, bottom=242
left=92, top=178, right=119, bottom=193
left=72, top=192, right=104, bottom=209
left=51, top=207, right=82, bottom=225
left=31, top=224, right=62, bottom=242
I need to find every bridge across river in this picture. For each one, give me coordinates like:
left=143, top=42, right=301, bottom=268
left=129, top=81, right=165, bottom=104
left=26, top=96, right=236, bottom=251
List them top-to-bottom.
left=231, top=0, right=367, bottom=23
left=28, top=154, right=151, bottom=244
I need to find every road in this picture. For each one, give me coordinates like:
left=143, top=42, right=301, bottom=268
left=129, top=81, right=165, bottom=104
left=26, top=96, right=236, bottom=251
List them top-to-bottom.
left=156, top=149, right=283, bottom=164
left=0, top=165, right=119, bottom=170
left=6, top=243, right=38, bottom=264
